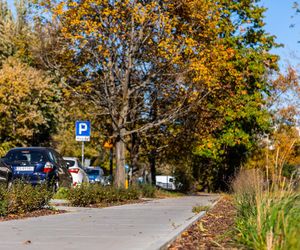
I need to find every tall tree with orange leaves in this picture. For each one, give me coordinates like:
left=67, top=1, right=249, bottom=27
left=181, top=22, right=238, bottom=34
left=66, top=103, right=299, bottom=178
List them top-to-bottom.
left=33, top=0, right=280, bottom=189
left=36, top=0, right=234, bottom=187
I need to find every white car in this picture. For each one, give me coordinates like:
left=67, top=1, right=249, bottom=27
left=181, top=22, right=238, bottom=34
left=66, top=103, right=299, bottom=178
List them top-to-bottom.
left=63, top=157, right=89, bottom=187
left=155, top=175, right=177, bottom=190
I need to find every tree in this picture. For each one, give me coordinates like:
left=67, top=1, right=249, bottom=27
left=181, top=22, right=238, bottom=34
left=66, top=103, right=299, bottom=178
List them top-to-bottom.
left=0, top=0, right=34, bottom=64
left=0, top=0, right=15, bottom=63
left=34, top=0, right=281, bottom=190
left=37, top=0, right=228, bottom=187
left=154, top=0, right=280, bottom=191
left=0, top=57, right=60, bottom=155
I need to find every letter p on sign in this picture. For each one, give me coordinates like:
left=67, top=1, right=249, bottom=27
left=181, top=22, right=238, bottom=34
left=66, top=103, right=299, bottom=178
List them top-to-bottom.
left=75, top=121, right=91, bottom=141
left=79, top=123, right=88, bottom=134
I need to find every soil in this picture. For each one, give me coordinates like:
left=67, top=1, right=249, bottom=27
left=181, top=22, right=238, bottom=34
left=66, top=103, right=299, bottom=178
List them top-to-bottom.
left=168, top=196, right=237, bottom=250
left=0, top=199, right=146, bottom=221
left=84, top=199, right=146, bottom=208
left=0, top=209, right=66, bottom=222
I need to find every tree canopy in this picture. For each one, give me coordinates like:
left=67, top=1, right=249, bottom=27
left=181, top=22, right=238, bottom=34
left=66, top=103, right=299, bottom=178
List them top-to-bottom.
left=0, top=0, right=287, bottom=190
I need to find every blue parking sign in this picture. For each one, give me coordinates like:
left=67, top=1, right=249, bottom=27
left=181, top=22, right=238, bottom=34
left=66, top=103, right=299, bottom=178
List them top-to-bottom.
left=75, top=121, right=91, bottom=141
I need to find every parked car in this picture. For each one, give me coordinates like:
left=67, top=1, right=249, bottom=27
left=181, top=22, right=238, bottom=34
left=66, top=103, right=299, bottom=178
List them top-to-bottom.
left=2, top=147, right=72, bottom=191
left=63, top=157, right=89, bottom=187
left=0, top=159, right=12, bottom=188
left=85, top=166, right=105, bottom=184
left=102, top=175, right=112, bottom=186
left=155, top=175, right=177, bottom=190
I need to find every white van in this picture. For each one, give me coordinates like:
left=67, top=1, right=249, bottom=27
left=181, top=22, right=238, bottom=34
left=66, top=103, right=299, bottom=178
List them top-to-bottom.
left=155, top=175, right=176, bottom=190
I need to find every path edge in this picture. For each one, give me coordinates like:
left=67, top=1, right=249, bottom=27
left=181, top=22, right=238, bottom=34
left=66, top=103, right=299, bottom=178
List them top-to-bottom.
left=156, top=196, right=221, bottom=250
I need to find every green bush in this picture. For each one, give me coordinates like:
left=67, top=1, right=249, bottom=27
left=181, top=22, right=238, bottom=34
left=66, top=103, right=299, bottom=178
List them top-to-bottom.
left=282, top=164, right=298, bottom=179
left=0, top=182, right=53, bottom=216
left=7, top=182, right=53, bottom=214
left=67, top=184, right=140, bottom=207
left=67, top=184, right=97, bottom=206
left=139, top=184, right=156, bottom=198
left=0, top=185, right=8, bottom=216
left=119, top=186, right=140, bottom=200
left=53, top=187, right=70, bottom=200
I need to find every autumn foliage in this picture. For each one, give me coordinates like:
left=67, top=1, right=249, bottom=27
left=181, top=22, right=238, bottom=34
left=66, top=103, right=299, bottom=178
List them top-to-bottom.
left=0, top=0, right=295, bottom=190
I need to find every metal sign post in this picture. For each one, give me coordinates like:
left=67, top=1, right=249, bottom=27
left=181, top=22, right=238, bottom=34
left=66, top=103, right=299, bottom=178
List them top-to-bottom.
left=75, top=121, right=91, bottom=167
left=82, top=141, right=84, bottom=166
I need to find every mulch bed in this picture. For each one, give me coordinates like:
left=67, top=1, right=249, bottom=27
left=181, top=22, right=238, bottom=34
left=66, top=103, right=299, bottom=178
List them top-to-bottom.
left=168, top=196, right=237, bottom=250
left=0, top=199, right=145, bottom=221
left=80, top=199, right=146, bottom=208
left=0, top=209, right=66, bottom=222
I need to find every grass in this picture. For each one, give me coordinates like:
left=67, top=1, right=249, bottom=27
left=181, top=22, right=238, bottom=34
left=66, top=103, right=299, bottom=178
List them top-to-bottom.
left=232, top=169, right=300, bottom=250
left=155, top=188, right=184, bottom=198
left=192, top=205, right=211, bottom=214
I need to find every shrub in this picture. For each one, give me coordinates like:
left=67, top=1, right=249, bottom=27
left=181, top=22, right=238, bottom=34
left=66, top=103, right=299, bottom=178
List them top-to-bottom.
left=282, top=164, right=297, bottom=179
left=0, top=182, right=53, bottom=216
left=7, top=182, right=53, bottom=214
left=67, top=184, right=141, bottom=207
left=67, top=184, right=97, bottom=206
left=139, top=184, right=156, bottom=198
left=0, top=185, right=8, bottom=216
left=119, top=186, right=140, bottom=200
left=53, top=187, right=70, bottom=200
left=0, top=200, right=8, bottom=216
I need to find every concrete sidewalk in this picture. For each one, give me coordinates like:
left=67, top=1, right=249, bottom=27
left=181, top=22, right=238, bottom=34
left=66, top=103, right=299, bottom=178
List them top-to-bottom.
left=0, top=195, right=219, bottom=250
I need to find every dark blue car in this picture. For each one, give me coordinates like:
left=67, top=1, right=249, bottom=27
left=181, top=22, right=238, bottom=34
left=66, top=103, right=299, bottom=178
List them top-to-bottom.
left=3, top=147, right=72, bottom=191
left=84, top=166, right=109, bottom=184
left=85, top=167, right=102, bottom=183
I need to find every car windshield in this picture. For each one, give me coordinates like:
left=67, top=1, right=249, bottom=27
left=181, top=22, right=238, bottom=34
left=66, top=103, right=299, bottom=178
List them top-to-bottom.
left=5, top=150, right=47, bottom=164
left=65, top=160, right=76, bottom=167
left=86, top=169, right=99, bottom=175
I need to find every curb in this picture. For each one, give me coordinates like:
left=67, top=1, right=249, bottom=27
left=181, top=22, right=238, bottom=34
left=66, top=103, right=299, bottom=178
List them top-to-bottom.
left=156, top=196, right=221, bottom=250
left=49, top=199, right=70, bottom=205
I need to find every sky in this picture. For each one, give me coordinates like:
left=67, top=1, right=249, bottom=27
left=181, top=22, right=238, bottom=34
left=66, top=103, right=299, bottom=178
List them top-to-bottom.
left=6, top=0, right=300, bottom=71
left=262, top=0, right=300, bottom=70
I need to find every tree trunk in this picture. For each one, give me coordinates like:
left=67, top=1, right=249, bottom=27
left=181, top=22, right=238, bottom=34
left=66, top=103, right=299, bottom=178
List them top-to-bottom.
left=114, top=132, right=126, bottom=188
left=149, top=150, right=156, bottom=186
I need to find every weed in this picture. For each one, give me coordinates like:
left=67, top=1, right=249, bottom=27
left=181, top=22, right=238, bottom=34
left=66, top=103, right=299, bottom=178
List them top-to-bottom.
left=192, top=205, right=210, bottom=214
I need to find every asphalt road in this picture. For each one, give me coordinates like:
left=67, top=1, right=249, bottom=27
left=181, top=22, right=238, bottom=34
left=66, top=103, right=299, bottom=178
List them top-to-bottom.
left=0, top=195, right=219, bottom=250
